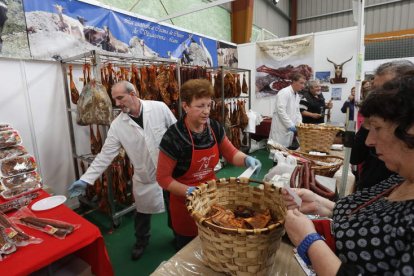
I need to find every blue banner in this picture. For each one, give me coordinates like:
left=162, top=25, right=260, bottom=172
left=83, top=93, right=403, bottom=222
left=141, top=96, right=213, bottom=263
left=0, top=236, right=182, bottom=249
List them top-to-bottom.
left=23, top=0, right=218, bottom=66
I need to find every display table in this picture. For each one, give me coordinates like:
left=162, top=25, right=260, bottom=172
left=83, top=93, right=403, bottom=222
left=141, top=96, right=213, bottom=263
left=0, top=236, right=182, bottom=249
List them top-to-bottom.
left=250, top=117, right=272, bottom=141
left=0, top=190, right=113, bottom=276
left=151, top=236, right=305, bottom=275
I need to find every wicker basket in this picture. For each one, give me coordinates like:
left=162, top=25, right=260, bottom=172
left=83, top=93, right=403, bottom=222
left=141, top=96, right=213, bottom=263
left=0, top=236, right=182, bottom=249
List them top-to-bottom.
left=296, top=124, right=342, bottom=153
left=291, top=151, right=344, bottom=177
left=186, top=178, right=286, bottom=276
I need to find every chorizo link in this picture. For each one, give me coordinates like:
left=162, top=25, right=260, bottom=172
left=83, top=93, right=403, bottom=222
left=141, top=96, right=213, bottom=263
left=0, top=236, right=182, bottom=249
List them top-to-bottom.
left=290, top=166, right=300, bottom=188
left=309, top=169, right=335, bottom=199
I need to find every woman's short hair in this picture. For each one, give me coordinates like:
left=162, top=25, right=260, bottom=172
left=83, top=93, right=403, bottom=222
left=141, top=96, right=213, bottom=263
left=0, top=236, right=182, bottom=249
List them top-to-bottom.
left=360, top=71, right=414, bottom=148
left=180, top=79, right=214, bottom=104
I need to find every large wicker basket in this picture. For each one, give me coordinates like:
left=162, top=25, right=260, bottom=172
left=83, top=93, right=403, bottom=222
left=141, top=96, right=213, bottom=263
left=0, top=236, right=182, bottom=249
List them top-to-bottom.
left=296, top=124, right=342, bottom=153
left=186, top=178, right=286, bottom=276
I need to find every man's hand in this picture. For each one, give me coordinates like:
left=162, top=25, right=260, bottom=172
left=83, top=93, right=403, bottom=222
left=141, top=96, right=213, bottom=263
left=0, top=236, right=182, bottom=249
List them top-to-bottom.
left=68, top=180, right=88, bottom=198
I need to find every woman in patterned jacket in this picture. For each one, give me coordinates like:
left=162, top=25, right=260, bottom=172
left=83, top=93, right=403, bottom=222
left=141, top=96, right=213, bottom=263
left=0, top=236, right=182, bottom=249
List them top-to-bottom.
left=282, top=72, right=414, bottom=275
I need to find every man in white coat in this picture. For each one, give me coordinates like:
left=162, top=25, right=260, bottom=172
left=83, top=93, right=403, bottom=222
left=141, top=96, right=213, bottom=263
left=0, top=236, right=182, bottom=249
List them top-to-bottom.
left=269, top=73, right=306, bottom=148
left=68, top=80, right=177, bottom=260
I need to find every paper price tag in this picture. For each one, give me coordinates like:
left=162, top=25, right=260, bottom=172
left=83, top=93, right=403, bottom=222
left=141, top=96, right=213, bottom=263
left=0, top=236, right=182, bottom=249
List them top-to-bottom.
left=239, top=165, right=259, bottom=179
left=283, top=182, right=302, bottom=207
left=44, top=225, right=58, bottom=234
left=5, top=227, right=18, bottom=238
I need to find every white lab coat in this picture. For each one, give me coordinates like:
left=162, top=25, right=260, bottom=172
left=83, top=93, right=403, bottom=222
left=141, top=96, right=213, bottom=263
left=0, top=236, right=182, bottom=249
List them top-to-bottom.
left=269, top=85, right=302, bottom=147
left=81, top=100, right=177, bottom=214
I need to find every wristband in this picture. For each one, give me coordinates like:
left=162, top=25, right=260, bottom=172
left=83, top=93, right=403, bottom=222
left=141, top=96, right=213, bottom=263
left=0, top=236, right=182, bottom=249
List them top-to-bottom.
left=297, top=232, right=324, bottom=266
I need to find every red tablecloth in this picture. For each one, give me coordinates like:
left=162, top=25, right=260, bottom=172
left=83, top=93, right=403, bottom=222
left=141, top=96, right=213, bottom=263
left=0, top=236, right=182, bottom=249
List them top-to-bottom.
left=251, top=118, right=272, bottom=141
left=0, top=190, right=113, bottom=276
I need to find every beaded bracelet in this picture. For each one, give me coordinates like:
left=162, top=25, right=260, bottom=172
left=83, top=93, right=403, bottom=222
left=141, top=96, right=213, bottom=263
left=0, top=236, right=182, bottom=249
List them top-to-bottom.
left=297, top=232, right=324, bottom=266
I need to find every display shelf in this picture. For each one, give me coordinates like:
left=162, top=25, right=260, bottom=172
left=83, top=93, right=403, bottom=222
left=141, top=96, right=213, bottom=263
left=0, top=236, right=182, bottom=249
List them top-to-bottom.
left=208, top=66, right=252, bottom=153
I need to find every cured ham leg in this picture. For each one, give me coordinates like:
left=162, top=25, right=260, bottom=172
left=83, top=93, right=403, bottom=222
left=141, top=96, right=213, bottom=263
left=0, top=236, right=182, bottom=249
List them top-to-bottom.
left=68, top=65, right=79, bottom=104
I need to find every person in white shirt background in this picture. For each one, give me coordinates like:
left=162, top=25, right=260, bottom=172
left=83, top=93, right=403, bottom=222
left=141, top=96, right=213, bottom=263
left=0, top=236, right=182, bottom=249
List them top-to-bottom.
left=269, top=73, right=306, bottom=148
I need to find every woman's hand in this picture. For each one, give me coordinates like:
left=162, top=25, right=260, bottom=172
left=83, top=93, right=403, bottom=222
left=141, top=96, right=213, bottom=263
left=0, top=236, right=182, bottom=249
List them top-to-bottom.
left=282, top=188, right=319, bottom=214
left=285, top=209, right=317, bottom=246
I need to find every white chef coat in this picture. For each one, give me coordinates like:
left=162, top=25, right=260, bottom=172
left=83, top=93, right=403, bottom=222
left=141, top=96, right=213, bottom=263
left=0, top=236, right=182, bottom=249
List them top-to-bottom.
left=269, top=85, right=302, bottom=147
left=81, top=100, right=177, bottom=214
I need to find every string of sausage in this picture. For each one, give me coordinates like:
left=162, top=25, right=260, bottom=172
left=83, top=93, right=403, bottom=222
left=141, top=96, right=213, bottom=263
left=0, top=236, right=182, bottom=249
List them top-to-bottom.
left=289, top=163, right=335, bottom=200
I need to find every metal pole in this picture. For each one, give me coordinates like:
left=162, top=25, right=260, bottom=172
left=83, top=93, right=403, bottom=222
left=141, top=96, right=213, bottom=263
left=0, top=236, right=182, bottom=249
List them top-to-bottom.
left=339, top=0, right=365, bottom=198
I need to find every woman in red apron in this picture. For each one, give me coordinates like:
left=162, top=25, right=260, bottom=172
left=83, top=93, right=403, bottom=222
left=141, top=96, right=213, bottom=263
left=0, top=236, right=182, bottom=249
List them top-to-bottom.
left=157, top=79, right=262, bottom=250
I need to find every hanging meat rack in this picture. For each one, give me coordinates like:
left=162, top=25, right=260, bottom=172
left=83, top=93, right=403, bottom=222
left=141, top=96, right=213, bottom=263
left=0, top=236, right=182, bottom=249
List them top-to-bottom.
left=60, top=50, right=179, bottom=227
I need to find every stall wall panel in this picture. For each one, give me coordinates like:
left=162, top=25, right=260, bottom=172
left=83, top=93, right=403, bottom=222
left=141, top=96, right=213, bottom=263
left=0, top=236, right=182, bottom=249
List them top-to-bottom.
left=238, top=26, right=358, bottom=124
left=314, top=27, right=358, bottom=124
left=237, top=42, right=276, bottom=116
left=0, top=59, right=75, bottom=198
left=0, top=60, right=36, bottom=155
left=23, top=61, right=76, bottom=196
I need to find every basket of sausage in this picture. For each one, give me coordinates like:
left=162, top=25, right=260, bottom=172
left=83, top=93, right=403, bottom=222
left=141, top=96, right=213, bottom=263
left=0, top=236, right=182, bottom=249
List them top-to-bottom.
left=296, top=123, right=342, bottom=153
left=290, top=151, right=343, bottom=178
left=186, top=178, right=286, bottom=276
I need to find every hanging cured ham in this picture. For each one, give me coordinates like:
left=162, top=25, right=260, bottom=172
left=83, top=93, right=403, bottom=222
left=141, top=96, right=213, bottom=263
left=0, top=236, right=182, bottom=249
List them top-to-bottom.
left=68, top=65, right=79, bottom=104
left=77, top=79, right=113, bottom=125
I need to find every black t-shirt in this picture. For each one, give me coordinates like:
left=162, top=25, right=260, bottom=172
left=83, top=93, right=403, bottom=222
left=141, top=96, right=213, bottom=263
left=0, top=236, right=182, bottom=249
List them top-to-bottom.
left=299, top=91, right=326, bottom=124
left=128, top=108, right=144, bottom=128
left=159, top=117, right=225, bottom=178
left=350, top=127, right=393, bottom=190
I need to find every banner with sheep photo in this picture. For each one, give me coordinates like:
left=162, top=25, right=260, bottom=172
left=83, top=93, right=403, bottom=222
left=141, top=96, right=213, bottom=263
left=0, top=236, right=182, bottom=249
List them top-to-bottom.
left=0, top=0, right=31, bottom=58
left=22, top=0, right=218, bottom=66
left=255, top=34, right=314, bottom=98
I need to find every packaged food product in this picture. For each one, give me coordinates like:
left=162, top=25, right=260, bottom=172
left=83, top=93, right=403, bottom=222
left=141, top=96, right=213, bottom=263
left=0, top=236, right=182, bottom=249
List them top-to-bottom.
left=0, top=124, right=12, bottom=131
left=0, top=130, right=22, bottom=149
left=0, top=145, right=27, bottom=160
left=0, top=155, right=37, bottom=177
left=2, top=171, right=41, bottom=189
left=0, top=181, right=42, bottom=200
left=0, top=192, right=39, bottom=213
left=12, top=207, right=80, bottom=239
left=0, top=212, right=42, bottom=247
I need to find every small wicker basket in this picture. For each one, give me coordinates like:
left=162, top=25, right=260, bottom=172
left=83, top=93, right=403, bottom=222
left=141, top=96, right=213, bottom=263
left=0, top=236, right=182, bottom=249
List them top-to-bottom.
left=296, top=124, right=342, bottom=153
left=290, top=151, right=344, bottom=177
left=186, top=178, right=286, bottom=276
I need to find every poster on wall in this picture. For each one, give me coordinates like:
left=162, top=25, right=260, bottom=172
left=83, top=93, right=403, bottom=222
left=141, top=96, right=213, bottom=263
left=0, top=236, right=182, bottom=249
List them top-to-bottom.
left=0, top=0, right=31, bottom=58
left=22, top=0, right=218, bottom=66
left=255, top=35, right=314, bottom=98
left=217, top=41, right=238, bottom=68
left=315, top=71, right=330, bottom=84
left=331, top=87, right=342, bottom=100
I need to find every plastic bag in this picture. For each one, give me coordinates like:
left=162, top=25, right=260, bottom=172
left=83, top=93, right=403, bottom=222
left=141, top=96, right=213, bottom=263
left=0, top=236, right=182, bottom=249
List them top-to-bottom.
left=77, top=79, right=112, bottom=125
left=0, top=124, right=13, bottom=131
left=0, top=130, right=22, bottom=149
left=0, top=145, right=27, bottom=160
left=265, top=151, right=297, bottom=188
left=0, top=154, right=37, bottom=178
left=2, top=171, right=42, bottom=189
left=0, top=192, right=39, bottom=213
left=11, top=207, right=80, bottom=239
left=0, top=212, right=42, bottom=247
left=0, top=230, right=16, bottom=261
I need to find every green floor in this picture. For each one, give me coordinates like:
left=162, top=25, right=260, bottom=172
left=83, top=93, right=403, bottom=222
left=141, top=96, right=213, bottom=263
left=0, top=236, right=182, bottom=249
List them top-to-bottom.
left=82, top=148, right=272, bottom=276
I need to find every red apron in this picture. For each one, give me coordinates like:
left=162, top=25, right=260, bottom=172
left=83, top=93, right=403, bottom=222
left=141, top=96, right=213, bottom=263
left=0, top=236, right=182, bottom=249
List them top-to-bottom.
left=170, top=120, right=219, bottom=236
